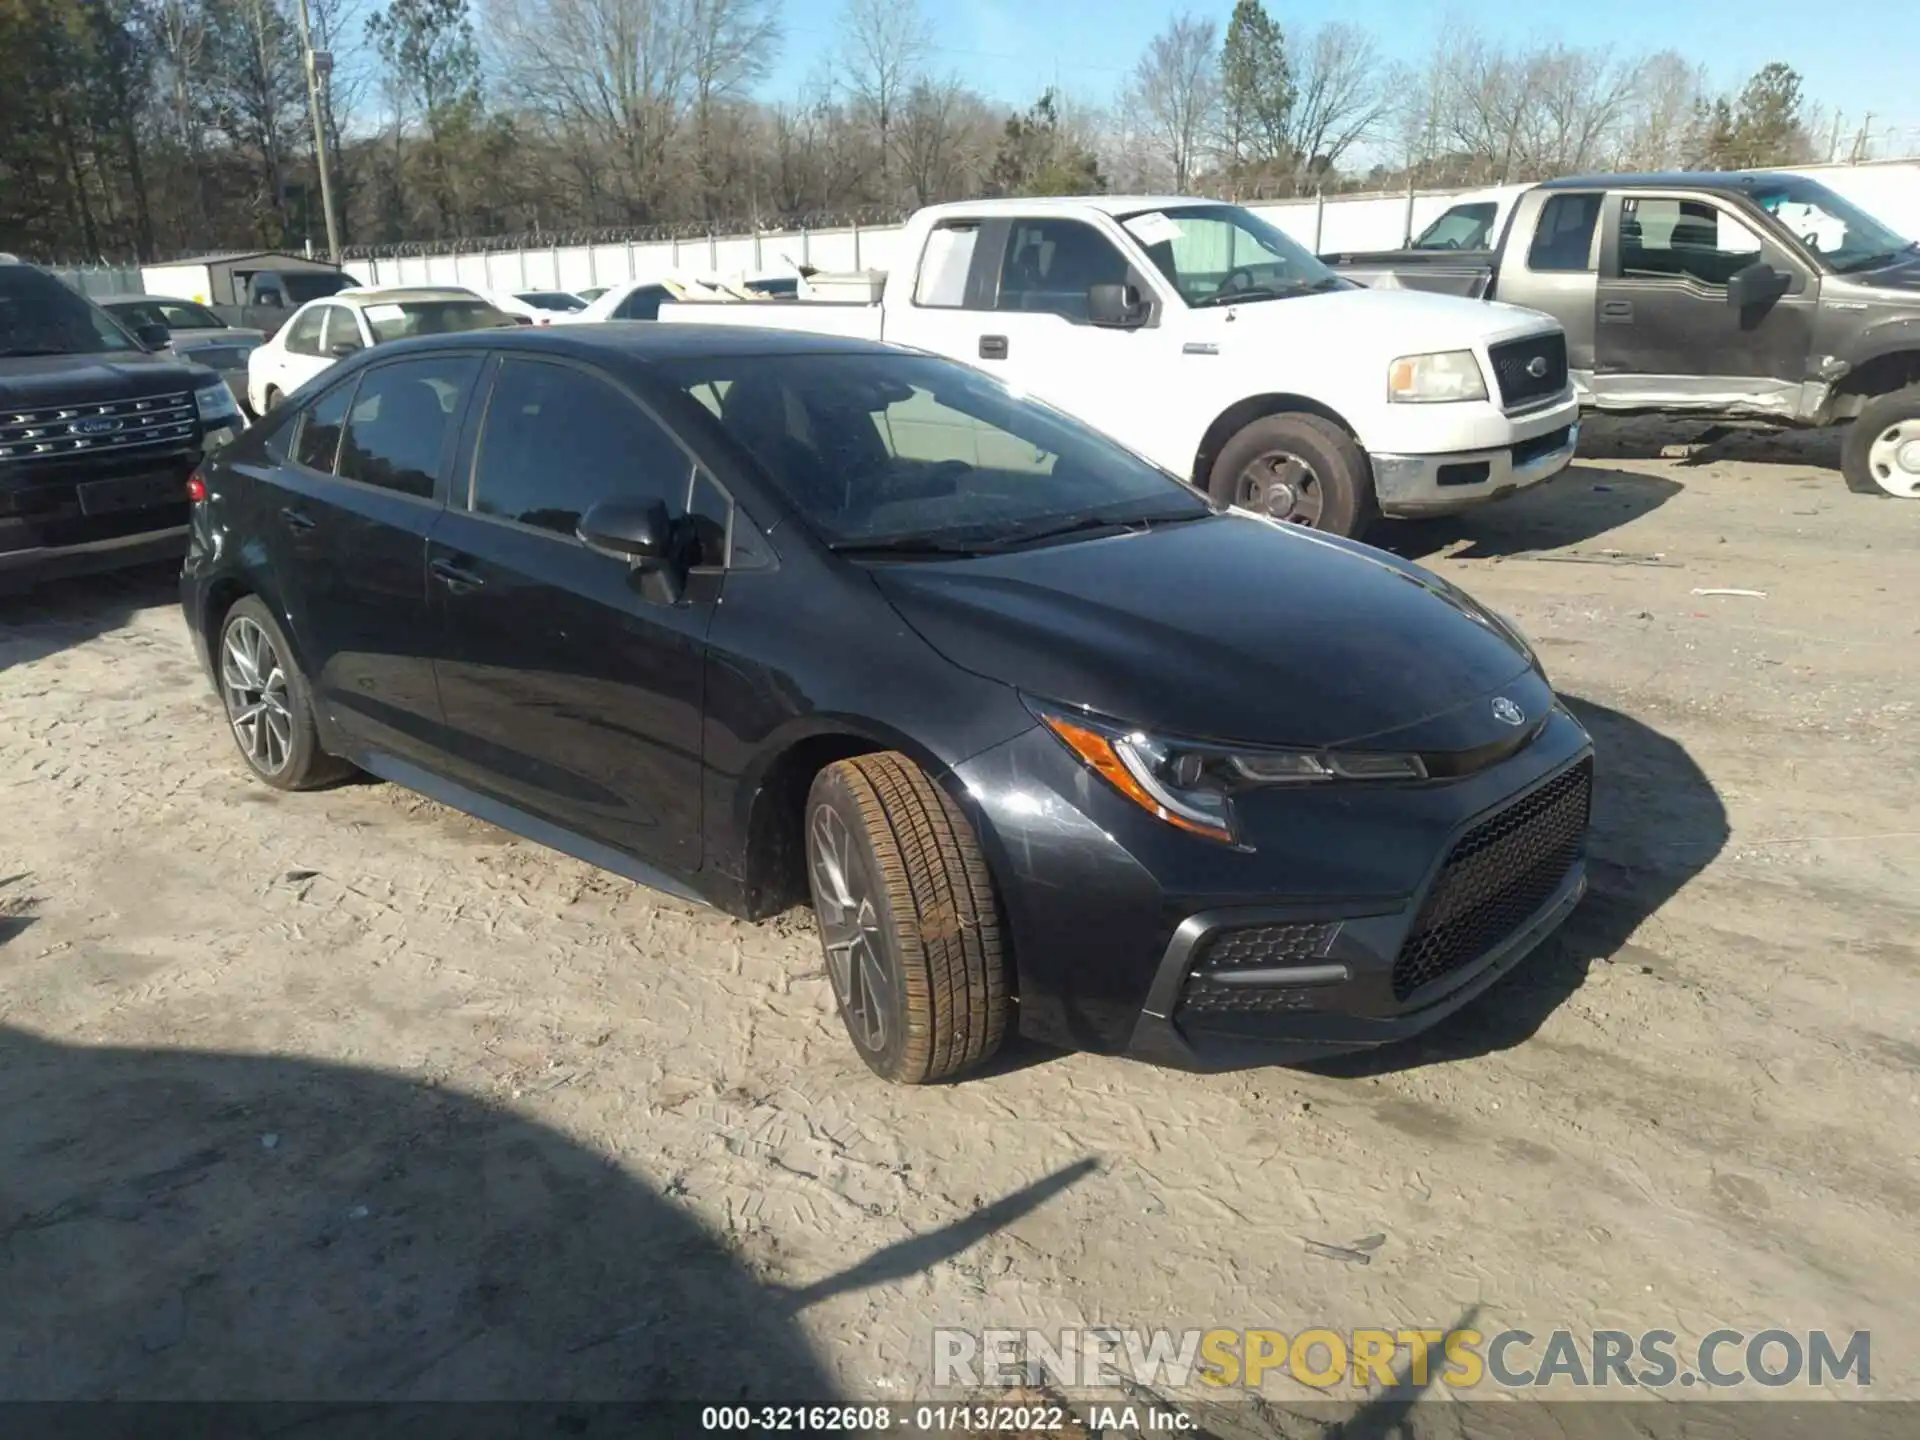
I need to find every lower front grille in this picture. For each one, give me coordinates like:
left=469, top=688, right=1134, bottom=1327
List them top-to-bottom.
left=1488, top=332, right=1568, bottom=410
left=1391, top=758, right=1591, bottom=1001
left=1175, top=920, right=1336, bottom=1021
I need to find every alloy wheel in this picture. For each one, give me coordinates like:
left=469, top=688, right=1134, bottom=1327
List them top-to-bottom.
left=1236, top=449, right=1326, bottom=525
left=220, top=616, right=294, bottom=776
left=809, top=803, right=892, bottom=1054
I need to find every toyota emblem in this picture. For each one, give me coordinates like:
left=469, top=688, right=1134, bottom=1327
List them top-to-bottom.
left=1525, top=355, right=1549, bottom=379
left=1491, top=696, right=1526, bottom=726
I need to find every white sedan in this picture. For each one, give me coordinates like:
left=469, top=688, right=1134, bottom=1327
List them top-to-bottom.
left=246, top=287, right=516, bottom=413
left=487, top=290, right=590, bottom=325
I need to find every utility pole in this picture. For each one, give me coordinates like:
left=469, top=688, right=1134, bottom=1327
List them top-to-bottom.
left=295, top=0, right=343, bottom=264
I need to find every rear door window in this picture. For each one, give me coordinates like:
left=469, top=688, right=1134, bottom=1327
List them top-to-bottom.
left=1527, top=194, right=1603, bottom=272
left=283, top=306, right=327, bottom=357
left=335, top=356, right=483, bottom=499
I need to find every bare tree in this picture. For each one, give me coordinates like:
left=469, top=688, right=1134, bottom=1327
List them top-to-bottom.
left=685, top=0, right=780, bottom=214
left=838, top=0, right=928, bottom=192
left=1124, top=13, right=1219, bottom=190
left=1285, top=23, right=1386, bottom=184
left=1519, top=44, right=1639, bottom=174
left=893, top=76, right=968, bottom=207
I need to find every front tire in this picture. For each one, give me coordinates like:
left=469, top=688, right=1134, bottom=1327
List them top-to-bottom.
left=1842, top=386, right=1920, bottom=498
left=1208, top=412, right=1379, bottom=538
left=216, top=597, right=351, bottom=791
left=804, top=753, right=1010, bottom=1084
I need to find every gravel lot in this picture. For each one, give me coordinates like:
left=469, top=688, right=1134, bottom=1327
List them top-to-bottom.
left=3, top=422, right=1917, bottom=1422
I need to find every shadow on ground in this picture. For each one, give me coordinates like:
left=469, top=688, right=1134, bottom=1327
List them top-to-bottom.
left=1575, top=413, right=1846, bottom=470
left=1380, top=468, right=1683, bottom=561
left=0, top=561, right=181, bottom=672
left=1306, top=694, right=1728, bottom=1078
left=0, top=998, right=1096, bottom=1401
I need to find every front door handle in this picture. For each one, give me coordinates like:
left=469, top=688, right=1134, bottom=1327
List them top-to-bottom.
left=1600, top=299, right=1634, bottom=321
left=979, top=335, right=1009, bottom=360
left=280, top=506, right=316, bottom=531
left=430, top=556, right=486, bottom=593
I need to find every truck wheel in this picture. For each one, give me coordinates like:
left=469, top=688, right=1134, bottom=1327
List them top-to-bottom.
left=1842, top=386, right=1920, bottom=498
left=1208, top=413, right=1380, bottom=538
left=803, top=753, right=1010, bottom=1084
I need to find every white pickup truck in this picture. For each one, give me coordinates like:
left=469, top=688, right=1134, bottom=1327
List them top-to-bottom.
left=657, top=196, right=1582, bottom=537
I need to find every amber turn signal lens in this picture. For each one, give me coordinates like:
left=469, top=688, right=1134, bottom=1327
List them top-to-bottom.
left=1040, top=714, right=1233, bottom=843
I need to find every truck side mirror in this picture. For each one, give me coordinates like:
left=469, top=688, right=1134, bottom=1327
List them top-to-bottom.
left=1726, top=261, right=1789, bottom=312
left=1088, top=282, right=1146, bottom=328
left=257, top=291, right=285, bottom=309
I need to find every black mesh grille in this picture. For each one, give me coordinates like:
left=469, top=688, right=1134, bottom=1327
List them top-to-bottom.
left=1487, top=332, right=1568, bottom=410
left=1392, top=759, right=1591, bottom=1001
left=1174, top=921, right=1335, bottom=1021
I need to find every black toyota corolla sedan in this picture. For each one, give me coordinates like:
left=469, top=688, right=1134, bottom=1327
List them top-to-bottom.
left=180, top=325, right=1593, bottom=1083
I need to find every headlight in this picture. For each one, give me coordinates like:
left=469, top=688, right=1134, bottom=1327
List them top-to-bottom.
left=1388, top=349, right=1488, bottom=403
left=194, top=378, right=242, bottom=424
left=1033, top=703, right=1426, bottom=847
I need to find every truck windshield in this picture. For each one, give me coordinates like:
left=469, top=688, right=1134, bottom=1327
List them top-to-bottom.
left=1747, top=178, right=1915, bottom=274
left=1413, top=203, right=1498, bottom=250
left=1121, top=204, right=1345, bottom=307
left=0, top=267, right=141, bottom=357
left=363, top=300, right=518, bottom=342
left=660, top=351, right=1211, bottom=550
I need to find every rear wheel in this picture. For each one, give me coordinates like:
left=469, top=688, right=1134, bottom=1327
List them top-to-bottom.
left=1842, top=386, right=1920, bottom=498
left=263, top=387, right=283, bottom=413
left=1208, top=412, right=1379, bottom=538
left=216, top=597, right=351, bottom=791
left=804, top=753, right=1010, bottom=1084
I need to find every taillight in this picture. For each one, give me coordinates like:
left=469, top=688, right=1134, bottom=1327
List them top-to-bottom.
left=186, top=472, right=208, bottom=503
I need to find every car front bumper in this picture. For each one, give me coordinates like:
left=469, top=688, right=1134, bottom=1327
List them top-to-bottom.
left=1369, top=392, right=1581, bottom=517
left=949, top=699, right=1594, bottom=1068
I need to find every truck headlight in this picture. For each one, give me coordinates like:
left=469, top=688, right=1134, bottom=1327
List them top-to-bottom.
left=1388, top=350, right=1488, bottom=403
left=1031, top=702, right=1426, bottom=847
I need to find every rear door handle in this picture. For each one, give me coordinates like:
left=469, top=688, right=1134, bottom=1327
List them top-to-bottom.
left=1600, top=299, right=1634, bottom=321
left=979, top=335, right=1008, bottom=360
left=279, top=506, right=316, bottom=531
left=430, top=556, right=486, bottom=593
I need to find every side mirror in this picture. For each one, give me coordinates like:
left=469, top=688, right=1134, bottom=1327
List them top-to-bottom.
left=1726, top=261, right=1790, bottom=311
left=1087, top=282, right=1147, bottom=328
left=256, top=291, right=285, bottom=309
left=133, top=322, right=172, bottom=350
left=327, top=340, right=360, bottom=358
left=578, top=498, right=682, bottom=603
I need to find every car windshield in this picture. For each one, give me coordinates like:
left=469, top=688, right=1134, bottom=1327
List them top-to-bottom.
left=1748, top=178, right=1915, bottom=274
left=1121, top=203, right=1344, bottom=306
left=1413, top=203, right=1499, bottom=250
left=0, top=267, right=141, bottom=356
left=283, top=273, right=358, bottom=304
left=517, top=291, right=585, bottom=311
left=105, top=298, right=226, bottom=331
left=363, top=299, right=517, bottom=343
left=660, top=351, right=1212, bottom=550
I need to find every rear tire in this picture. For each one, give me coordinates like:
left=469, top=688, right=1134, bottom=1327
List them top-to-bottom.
left=1841, top=386, right=1920, bottom=498
left=263, top=387, right=282, bottom=413
left=1208, top=412, right=1380, bottom=538
left=215, top=596, right=352, bottom=791
left=804, top=753, right=1010, bottom=1084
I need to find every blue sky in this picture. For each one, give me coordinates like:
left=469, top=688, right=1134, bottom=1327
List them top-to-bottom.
left=764, top=0, right=1920, bottom=160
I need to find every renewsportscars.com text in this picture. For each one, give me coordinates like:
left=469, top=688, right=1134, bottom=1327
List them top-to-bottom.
left=932, top=1327, right=1871, bottom=1392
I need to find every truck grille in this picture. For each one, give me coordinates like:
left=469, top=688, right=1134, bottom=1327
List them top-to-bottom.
left=1487, top=333, right=1568, bottom=411
left=0, top=391, right=197, bottom=462
left=1391, top=759, right=1591, bottom=1001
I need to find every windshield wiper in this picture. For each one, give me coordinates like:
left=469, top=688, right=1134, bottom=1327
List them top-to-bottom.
left=1191, top=285, right=1283, bottom=309
left=977, top=508, right=1212, bottom=551
left=829, top=534, right=991, bottom=559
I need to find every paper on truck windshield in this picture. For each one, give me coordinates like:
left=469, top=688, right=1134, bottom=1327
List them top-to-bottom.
left=1123, top=212, right=1185, bottom=248
left=364, top=304, right=405, bottom=324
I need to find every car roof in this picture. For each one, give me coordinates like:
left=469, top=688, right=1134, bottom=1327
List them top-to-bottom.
left=1537, top=170, right=1812, bottom=194
left=913, top=194, right=1227, bottom=221
left=334, top=286, right=484, bottom=305
left=95, top=293, right=219, bottom=308
left=368, top=322, right=896, bottom=364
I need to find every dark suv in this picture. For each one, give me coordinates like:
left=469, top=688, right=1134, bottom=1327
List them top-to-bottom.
left=2, top=260, right=246, bottom=590
left=181, top=325, right=1593, bottom=1084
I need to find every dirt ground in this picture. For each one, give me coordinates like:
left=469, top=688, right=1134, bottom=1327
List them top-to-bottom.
left=2, top=419, right=1918, bottom=1425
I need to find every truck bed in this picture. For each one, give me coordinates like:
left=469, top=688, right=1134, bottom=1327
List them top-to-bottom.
left=1319, top=249, right=1497, bottom=299
left=655, top=300, right=886, bottom=342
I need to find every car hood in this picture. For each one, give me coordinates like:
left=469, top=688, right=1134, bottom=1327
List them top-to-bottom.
left=1832, top=251, right=1920, bottom=301
left=1199, top=283, right=1558, bottom=355
left=0, top=350, right=214, bottom=407
left=870, top=513, right=1545, bottom=752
